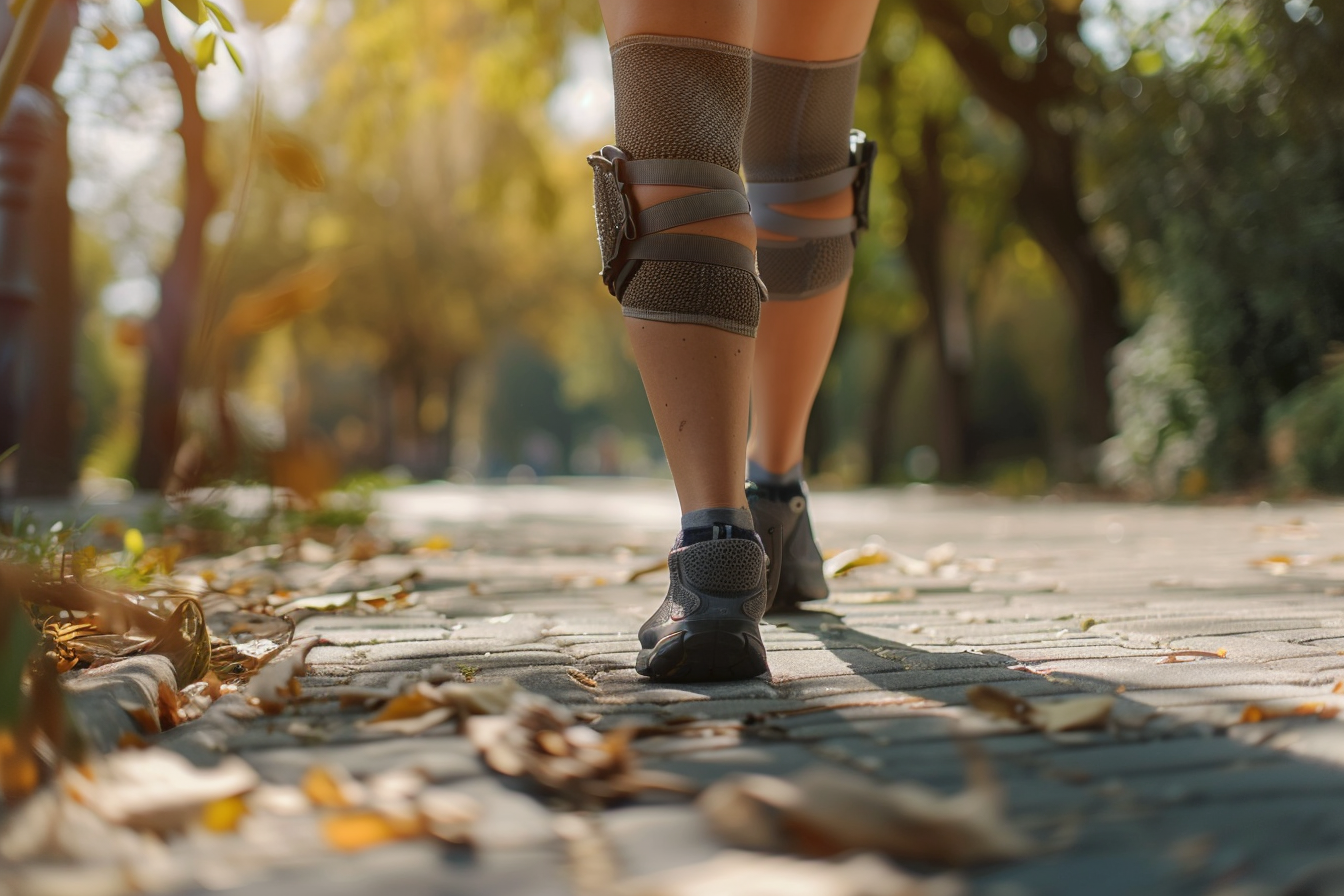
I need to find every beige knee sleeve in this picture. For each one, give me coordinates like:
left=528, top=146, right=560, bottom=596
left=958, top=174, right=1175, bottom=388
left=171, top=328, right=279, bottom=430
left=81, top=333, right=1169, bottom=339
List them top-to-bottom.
left=588, top=36, right=764, bottom=337
left=744, top=53, right=877, bottom=300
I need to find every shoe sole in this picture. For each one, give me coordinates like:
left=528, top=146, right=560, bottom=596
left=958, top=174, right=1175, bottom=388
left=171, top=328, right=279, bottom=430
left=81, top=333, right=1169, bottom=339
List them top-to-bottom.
left=636, top=619, right=768, bottom=683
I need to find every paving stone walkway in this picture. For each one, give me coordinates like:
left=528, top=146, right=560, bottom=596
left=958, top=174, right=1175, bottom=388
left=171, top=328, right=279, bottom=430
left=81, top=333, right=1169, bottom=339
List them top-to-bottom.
left=93, top=483, right=1344, bottom=894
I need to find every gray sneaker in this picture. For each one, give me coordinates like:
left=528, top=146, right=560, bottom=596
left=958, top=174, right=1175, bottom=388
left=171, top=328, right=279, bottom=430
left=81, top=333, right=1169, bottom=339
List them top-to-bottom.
left=747, top=480, right=829, bottom=613
left=635, top=532, right=769, bottom=682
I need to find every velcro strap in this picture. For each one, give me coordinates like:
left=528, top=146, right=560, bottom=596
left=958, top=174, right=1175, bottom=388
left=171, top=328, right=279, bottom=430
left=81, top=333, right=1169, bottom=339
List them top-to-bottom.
left=623, top=159, right=747, bottom=194
left=746, top=166, right=859, bottom=205
left=637, top=190, right=751, bottom=236
left=751, top=207, right=857, bottom=240
left=623, top=233, right=758, bottom=275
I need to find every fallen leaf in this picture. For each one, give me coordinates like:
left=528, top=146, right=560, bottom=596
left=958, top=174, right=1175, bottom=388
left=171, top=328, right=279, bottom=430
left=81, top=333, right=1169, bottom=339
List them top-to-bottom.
left=95, top=25, right=118, bottom=49
left=823, top=543, right=891, bottom=578
left=627, top=558, right=669, bottom=583
left=829, top=588, right=916, bottom=605
left=245, top=637, right=318, bottom=714
left=1156, top=650, right=1228, bottom=664
left=567, top=668, right=598, bottom=689
left=358, top=678, right=519, bottom=735
left=965, top=685, right=1114, bottom=733
left=467, top=692, right=690, bottom=806
left=1239, top=703, right=1340, bottom=724
left=62, top=747, right=259, bottom=831
left=698, top=756, right=1037, bottom=867
left=301, top=765, right=365, bottom=808
left=199, top=795, right=248, bottom=833
left=322, top=809, right=422, bottom=852
left=617, top=851, right=964, bottom=896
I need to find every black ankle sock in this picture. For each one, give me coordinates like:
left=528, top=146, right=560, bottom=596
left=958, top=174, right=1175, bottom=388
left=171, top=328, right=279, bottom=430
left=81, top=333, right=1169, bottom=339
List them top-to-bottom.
left=675, top=523, right=761, bottom=548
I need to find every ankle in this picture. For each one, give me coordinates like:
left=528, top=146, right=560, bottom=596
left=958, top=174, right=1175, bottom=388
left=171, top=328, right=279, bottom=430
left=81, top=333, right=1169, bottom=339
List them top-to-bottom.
left=747, top=458, right=802, bottom=487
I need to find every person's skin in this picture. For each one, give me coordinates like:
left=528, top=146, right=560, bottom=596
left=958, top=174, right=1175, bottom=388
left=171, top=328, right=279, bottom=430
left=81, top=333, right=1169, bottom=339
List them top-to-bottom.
left=599, top=0, right=758, bottom=515
left=746, top=0, right=880, bottom=476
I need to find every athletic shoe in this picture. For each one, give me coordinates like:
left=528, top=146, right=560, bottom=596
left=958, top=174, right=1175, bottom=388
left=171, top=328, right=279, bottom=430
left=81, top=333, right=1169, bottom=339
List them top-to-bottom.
left=747, top=479, right=829, bottom=613
left=635, top=527, right=769, bottom=682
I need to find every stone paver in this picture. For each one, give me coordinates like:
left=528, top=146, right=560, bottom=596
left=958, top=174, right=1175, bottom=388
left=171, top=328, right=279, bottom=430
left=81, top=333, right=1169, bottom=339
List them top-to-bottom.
left=18, top=482, right=1344, bottom=896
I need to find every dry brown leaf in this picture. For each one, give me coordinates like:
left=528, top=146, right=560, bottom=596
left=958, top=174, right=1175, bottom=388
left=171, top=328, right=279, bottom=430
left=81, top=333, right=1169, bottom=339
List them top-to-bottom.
left=265, top=131, right=326, bottom=190
left=627, top=558, right=669, bottom=583
left=829, top=588, right=916, bottom=605
left=245, top=637, right=318, bottom=714
left=1156, top=649, right=1227, bottom=664
left=567, top=668, right=598, bottom=689
left=358, top=678, right=519, bottom=735
left=1334, top=682, right=1344, bottom=694
left=965, top=685, right=1114, bottom=733
left=467, top=692, right=689, bottom=806
left=1239, top=702, right=1340, bottom=724
left=0, top=730, right=40, bottom=802
left=698, top=757, right=1037, bottom=867
left=618, top=851, right=964, bottom=896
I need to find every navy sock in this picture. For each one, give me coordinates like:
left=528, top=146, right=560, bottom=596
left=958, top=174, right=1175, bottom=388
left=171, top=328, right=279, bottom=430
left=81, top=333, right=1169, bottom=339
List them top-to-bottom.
left=747, top=459, right=802, bottom=487
left=676, top=506, right=757, bottom=548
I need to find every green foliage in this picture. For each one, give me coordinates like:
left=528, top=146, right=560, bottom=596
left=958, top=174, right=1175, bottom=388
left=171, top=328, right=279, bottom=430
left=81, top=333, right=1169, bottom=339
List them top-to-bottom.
left=1096, top=0, right=1344, bottom=486
left=1267, top=363, right=1344, bottom=492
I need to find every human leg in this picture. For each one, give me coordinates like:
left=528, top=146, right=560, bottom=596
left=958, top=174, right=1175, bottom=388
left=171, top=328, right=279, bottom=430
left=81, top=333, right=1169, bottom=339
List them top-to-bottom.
left=594, top=0, right=769, bottom=680
left=744, top=0, right=880, bottom=609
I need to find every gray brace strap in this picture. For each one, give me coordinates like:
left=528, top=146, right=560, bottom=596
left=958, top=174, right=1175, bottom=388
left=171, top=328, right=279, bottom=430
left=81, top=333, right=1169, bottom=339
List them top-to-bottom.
left=590, top=34, right=764, bottom=335
left=744, top=52, right=876, bottom=300
left=588, top=147, right=761, bottom=298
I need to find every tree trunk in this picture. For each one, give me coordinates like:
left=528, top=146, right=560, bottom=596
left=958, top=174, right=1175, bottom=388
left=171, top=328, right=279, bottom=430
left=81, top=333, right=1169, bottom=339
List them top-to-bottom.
left=0, top=0, right=73, bottom=464
left=911, top=0, right=1124, bottom=446
left=133, top=1, right=218, bottom=490
left=16, top=100, right=73, bottom=495
left=900, top=120, right=971, bottom=480
left=1014, top=123, right=1123, bottom=444
left=866, top=334, right=911, bottom=484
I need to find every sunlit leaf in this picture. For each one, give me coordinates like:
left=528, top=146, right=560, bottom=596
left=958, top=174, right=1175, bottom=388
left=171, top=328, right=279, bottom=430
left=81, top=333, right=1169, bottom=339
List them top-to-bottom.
left=167, top=0, right=207, bottom=25
left=203, top=0, right=234, bottom=32
left=240, top=0, right=295, bottom=27
left=194, top=30, right=217, bottom=69
left=223, top=36, right=244, bottom=73
left=265, top=131, right=325, bottom=190
left=966, top=685, right=1114, bottom=733
left=1239, top=702, right=1340, bottom=724
left=200, top=794, right=248, bottom=832
left=322, top=810, right=422, bottom=852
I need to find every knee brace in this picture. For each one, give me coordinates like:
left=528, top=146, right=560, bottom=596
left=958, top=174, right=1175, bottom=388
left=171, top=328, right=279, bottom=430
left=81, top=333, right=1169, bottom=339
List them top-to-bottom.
left=588, top=36, right=765, bottom=337
left=743, top=53, right=877, bottom=300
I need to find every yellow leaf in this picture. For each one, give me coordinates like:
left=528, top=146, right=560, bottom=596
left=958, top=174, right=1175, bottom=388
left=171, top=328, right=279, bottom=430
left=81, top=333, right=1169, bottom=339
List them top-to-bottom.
left=167, top=0, right=206, bottom=24
left=240, top=0, right=296, bottom=27
left=95, top=25, right=119, bottom=50
left=194, top=30, right=217, bottom=69
left=265, top=131, right=325, bottom=191
left=220, top=261, right=338, bottom=336
left=123, top=528, right=146, bottom=559
left=301, top=766, right=360, bottom=809
left=200, top=795, right=248, bottom=832
left=322, top=811, right=422, bottom=852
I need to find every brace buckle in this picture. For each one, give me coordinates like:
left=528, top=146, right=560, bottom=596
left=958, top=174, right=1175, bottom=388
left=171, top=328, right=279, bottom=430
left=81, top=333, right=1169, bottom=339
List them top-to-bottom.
left=849, top=129, right=878, bottom=241
left=586, top=145, right=640, bottom=295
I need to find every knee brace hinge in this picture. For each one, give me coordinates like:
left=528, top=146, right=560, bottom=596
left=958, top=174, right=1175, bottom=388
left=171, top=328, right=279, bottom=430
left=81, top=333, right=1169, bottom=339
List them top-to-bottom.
left=588, top=145, right=763, bottom=299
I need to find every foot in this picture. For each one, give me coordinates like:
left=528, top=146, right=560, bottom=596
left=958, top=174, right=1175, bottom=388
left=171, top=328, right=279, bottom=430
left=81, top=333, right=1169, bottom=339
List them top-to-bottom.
left=747, top=480, right=829, bottom=613
left=636, top=529, right=770, bottom=682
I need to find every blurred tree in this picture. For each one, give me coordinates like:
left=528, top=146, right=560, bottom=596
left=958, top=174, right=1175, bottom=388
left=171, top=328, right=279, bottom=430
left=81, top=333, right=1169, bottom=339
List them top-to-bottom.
left=0, top=0, right=76, bottom=493
left=130, top=0, right=219, bottom=489
left=910, top=0, right=1125, bottom=446
left=1098, top=0, right=1344, bottom=487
